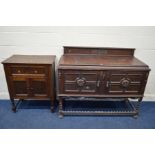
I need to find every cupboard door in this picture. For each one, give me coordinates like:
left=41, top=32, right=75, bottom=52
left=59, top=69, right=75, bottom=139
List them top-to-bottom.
left=62, top=70, right=100, bottom=94
left=106, top=71, right=148, bottom=95
left=10, top=76, right=29, bottom=97
left=30, top=78, right=49, bottom=98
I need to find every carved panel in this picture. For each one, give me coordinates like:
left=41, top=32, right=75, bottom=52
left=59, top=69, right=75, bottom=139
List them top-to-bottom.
left=62, top=71, right=100, bottom=94
left=107, top=71, right=146, bottom=94
left=76, top=77, right=86, bottom=87
left=120, top=78, right=131, bottom=88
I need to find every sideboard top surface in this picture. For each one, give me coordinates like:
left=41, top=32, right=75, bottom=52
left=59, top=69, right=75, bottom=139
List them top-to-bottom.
left=59, top=47, right=149, bottom=68
left=2, top=55, right=56, bottom=65
left=59, top=55, right=148, bottom=67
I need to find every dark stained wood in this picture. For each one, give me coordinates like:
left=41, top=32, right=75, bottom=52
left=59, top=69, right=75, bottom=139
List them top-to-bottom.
left=58, top=46, right=150, bottom=118
left=64, top=46, right=135, bottom=56
left=2, top=55, right=56, bottom=112
left=2, top=55, right=56, bottom=64
left=59, top=55, right=148, bottom=67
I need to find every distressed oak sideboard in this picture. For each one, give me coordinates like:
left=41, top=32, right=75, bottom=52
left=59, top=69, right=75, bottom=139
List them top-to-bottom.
left=58, top=47, right=150, bottom=118
left=2, top=55, right=56, bottom=112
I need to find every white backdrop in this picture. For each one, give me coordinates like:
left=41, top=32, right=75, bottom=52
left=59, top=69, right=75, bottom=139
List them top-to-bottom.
left=0, top=26, right=155, bottom=100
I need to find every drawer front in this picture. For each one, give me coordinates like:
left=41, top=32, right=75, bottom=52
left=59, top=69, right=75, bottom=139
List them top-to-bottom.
left=10, top=65, right=47, bottom=75
left=60, top=70, right=100, bottom=94
left=106, top=71, right=148, bottom=95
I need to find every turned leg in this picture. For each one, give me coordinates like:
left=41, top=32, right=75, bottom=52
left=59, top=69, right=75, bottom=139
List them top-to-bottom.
left=50, top=97, right=54, bottom=113
left=59, top=97, right=64, bottom=118
left=133, top=97, right=143, bottom=119
left=11, top=98, right=16, bottom=112
left=125, top=98, right=129, bottom=104
left=21, top=99, right=24, bottom=102
left=133, top=114, right=138, bottom=119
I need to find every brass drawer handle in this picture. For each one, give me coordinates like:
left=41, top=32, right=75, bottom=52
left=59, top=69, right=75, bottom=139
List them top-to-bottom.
left=17, top=70, right=21, bottom=73
left=34, top=70, right=38, bottom=74
left=102, top=74, right=105, bottom=79
left=96, top=80, right=100, bottom=87
left=106, top=81, right=109, bottom=87
left=86, top=86, right=90, bottom=90
left=27, top=87, right=33, bottom=91
left=27, top=87, right=30, bottom=91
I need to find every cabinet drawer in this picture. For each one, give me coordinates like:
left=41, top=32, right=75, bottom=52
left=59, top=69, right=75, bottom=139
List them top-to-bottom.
left=10, top=66, right=47, bottom=75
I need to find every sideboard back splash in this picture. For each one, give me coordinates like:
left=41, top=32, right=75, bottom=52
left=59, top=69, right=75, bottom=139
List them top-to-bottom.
left=64, top=46, right=135, bottom=56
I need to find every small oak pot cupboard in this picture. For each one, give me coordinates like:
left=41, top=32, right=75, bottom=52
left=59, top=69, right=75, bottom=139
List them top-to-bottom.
left=2, top=55, right=56, bottom=112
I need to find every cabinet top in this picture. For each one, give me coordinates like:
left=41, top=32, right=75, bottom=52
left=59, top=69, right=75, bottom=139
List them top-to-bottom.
left=59, top=47, right=149, bottom=69
left=59, top=54, right=148, bottom=67
left=2, top=55, right=56, bottom=64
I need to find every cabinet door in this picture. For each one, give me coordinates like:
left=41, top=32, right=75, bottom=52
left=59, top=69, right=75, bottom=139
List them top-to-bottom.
left=60, top=70, right=100, bottom=94
left=106, top=71, right=148, bottom=95
left=10, top=76, right=29, bottom=97
left=30, top=78, right=49, bottom=98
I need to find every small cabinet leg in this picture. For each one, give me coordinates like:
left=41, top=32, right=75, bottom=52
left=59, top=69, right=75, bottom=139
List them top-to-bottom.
left=59, top=97, right=64, bottom=118
left=11, top=98, right=16, bottom=113
left=50, top=98, right=54, bottom=113
left=125, top=98, right=129, bottom=104
left=21, top=99, right=24, bottom=102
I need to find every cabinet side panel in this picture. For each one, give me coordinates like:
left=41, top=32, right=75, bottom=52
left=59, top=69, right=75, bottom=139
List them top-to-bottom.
left=3, top=64, right=13, bottom=99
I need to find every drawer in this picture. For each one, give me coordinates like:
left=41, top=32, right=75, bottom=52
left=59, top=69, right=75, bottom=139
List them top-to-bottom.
left=10, top=66, right=47, bottom=75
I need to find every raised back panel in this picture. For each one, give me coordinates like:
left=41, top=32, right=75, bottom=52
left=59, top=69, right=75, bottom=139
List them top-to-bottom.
left=64, top=47, right=135, bottom=56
